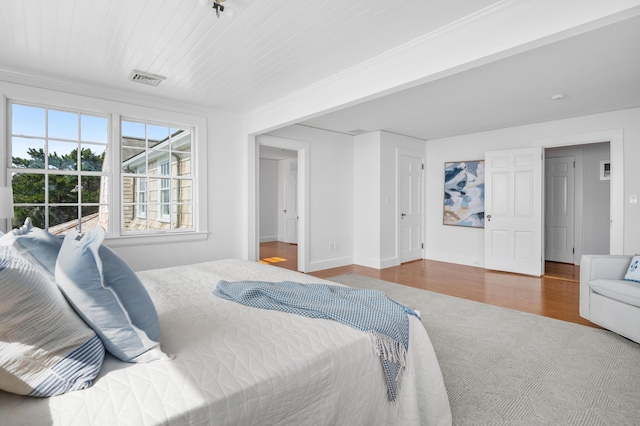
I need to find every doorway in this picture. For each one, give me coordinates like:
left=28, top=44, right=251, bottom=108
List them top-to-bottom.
left=255, top=135, right=309, bottom=272
left=544, top=142, right=611, bottom=262
left=258, top=145, right=298, bottom=268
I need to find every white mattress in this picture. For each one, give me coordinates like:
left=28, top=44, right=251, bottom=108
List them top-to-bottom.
left=0, top=259, right=451, bottom=425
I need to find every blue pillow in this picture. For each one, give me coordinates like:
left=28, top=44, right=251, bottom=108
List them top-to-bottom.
left=0, top=218, right=62, bottom=276
left=55, top=227, right=169, bottom=363
left=0, top=245, right=104, bottom=397
left=624, top=255, right=640, bottom=283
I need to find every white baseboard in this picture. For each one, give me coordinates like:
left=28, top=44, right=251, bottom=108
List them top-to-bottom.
left=259, top=236, right=278, bottom=243
left=425, top=252, right=483, bottom=268
left=307, top=256, right=353, bottom=273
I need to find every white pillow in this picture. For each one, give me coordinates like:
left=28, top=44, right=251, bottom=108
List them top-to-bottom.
left=55, top=227, right=169, bottom=363
left=0, top=246, right=105, bottom=397
left=624, top=254, right=640, bottom=282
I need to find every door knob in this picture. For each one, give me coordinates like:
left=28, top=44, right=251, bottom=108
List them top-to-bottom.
left=401, top=213, right=406, bottom=218
left=486, top=214, right=491, bottom=222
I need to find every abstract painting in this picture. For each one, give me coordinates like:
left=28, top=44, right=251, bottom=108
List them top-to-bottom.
left=443, top=160, right=485, bottom=227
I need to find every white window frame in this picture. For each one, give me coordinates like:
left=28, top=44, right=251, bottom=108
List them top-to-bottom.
left=3, top=86, right=209, bottom=247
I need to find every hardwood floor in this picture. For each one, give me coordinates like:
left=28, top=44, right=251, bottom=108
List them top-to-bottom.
left=260, top=242, right=597, bottom=328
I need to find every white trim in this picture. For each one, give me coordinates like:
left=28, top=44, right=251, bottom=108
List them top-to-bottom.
left=104, top=231, right=209, bottom=248
left=308, top=256, right=355, bottom=273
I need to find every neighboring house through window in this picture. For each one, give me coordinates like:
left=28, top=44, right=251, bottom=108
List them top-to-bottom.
left=120, top=120, right=193, bottom=233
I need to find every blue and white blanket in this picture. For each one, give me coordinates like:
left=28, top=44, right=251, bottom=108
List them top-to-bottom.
left=213, top=280, right=418, bottom=401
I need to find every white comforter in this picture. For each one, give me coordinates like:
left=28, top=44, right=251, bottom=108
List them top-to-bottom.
left=0, top=259, right=451, bottom=425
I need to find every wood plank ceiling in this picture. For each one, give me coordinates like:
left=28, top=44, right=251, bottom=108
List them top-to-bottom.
left=0, top=0, right=501, bottom=113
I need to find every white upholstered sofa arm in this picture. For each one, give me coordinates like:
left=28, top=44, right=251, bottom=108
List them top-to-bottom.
left=579, top=254, right=633, bottom=319
left=580, top=254, right=633, bottom=282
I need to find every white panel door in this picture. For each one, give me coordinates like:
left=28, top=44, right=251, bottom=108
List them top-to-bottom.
left=485, top=147, right=543, bottom=276
left=400, top=154, right=423, bottom=263
left=545, top=156, right=575, bottom=263
left=282, top=170, right=298, bottom=244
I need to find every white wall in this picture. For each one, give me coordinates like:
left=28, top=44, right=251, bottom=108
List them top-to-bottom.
left=0, top=77, right=245, bottom=271
left=425, top=107, right=640, bottom=267
left=265, top=125, right=354, bottom=272
left=354, top=131, right=425, bottom=268
left=353, top=132, right=381, bottom=267
left=582, top=142, right=611, bottom=255
left=258, top=158, right=278, bottom=242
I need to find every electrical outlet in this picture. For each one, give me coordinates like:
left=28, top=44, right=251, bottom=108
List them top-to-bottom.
left=631, top=195, right=638, bottom=204
left=334, top=242, right=339, bottom=251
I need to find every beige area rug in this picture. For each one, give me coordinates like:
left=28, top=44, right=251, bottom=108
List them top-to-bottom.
left=327, top=273, right=640, bottom=426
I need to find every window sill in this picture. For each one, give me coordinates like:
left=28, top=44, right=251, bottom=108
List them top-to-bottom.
left=104, top=231, right=209, bottom=248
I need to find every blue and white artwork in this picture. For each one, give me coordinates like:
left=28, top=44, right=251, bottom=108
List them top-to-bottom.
left=443, top=161, right=485, bottom=227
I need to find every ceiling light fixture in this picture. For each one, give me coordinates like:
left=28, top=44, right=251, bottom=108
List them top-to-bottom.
left=199, top=0, right=230, bottom=18
left=550, top=93, right=566, bottom=101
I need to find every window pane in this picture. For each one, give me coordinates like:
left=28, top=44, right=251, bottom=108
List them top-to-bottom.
left=12, top=104, right=45, bottom=137
left=48, top=110, right=78, bottom=140
left=81, top=115, right=108, bottom=143
left=122, top=120, right=145, bottom=141
left=148, top=125, right=169, bottom=148
left=171, top=129, right=191, bottom=153
left=12, top=138, right=46, bottom=169
left=48, top=140, right=79, bottom=170
left=81, top=144, right=106, bottom=171
left=122, top=147, right=145, bottom=171
left=173, top=153, right=191, bottom=177
left=149, top=155, right=170, bottom=175
left=12, top=173, right=45, bottom=203
left=49, top=175, right=79, bottom=204
left=81, top=176, right=103, bottom=203
left=125, top=177, right=145, bottom=204
left=148, top=178, right=160, bottom=203
left=173, top=178, right=192, bottom=203
left=172, top=204, right=192, bottom=229
left=79, top=205, right=100, bottom=233
left=81, top=205, right=109, bottom=232
left=13, top=206, right=46, bottom=230
left=48, top=206, right=79, bottom=235
left=150, top=208, right=169, bottom=229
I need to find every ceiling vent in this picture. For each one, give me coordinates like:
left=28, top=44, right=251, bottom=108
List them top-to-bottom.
left=128, top=70, right=166, bottom=87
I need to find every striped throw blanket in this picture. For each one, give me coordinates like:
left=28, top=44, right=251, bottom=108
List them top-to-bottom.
left=213, top=280, right=418, bottom=401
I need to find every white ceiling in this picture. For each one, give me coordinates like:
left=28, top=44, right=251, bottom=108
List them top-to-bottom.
left=0, top=0, right=499, bottom=113
left=0, top=1, right=639, bottom=141
left=300, top=14, right=640, bottom=140
left=259, top=145, right=296, bottom=161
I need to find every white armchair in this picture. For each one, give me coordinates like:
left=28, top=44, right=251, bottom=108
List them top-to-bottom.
left=580, top=254, right=640, bottom=344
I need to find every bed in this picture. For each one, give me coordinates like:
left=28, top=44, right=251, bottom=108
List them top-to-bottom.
left=0, top=258, right=451, bottom=425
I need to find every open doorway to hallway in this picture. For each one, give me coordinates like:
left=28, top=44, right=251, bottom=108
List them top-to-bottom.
left=544, top=142, right=610, bottom=280
left=258, top=145, right=300, bottom=269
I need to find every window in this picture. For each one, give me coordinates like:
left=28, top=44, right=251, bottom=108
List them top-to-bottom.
left=8, top=101, right=198, bottom=239
left=9, top=102, right=109, bottom=235
left=121, top=119, right=193, bottom=233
